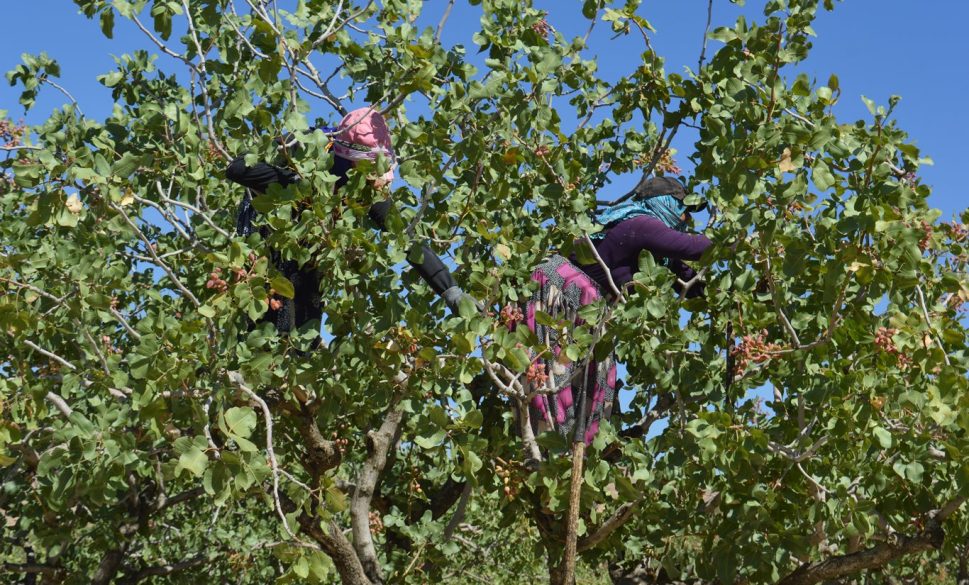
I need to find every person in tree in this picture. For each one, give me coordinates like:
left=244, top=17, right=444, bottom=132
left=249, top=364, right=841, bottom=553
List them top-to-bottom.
left=225, top=106, right=468, bottom=334
left=523, top=176, right=711, bottom=444
left=579, top=176, right=712, bottom=299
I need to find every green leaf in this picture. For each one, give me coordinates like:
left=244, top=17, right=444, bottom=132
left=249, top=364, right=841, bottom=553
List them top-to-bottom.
left=111, top=152, right=145, bottom=178
left=812, top=159, right=836, bottom=191
left=270, top=275, right=295, bottom=299
left=221, top=407, right=257, bottom=440
left=873, top=426, right=892, bottom=449
left=177, top=445, right=209, bottom=477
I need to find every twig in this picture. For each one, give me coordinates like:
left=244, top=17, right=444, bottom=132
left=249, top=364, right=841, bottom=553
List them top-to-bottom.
left=314, top=0, right=345, bottom=47
left=436, top=0, right=455, bottom=42
left=697, top=0, right=714, bottom=71
left=581, top=1, right=602, bottom=46
left=131, top=15, right=186, bottom=61
left=42, top=78, right=83, bottom=117
left=159, top=182, right=232, bottom=239
left=131, top=194, right=194, bottom=243
left=109, top=202, right=201, bottom=308
left=583, top=235, right=624, bottom=302
left=765, top=255, right=802, bottom=347
left=0, top=277, right=62, bottom=303
left=109, top=307, right=142, bottom=341
left=81, top=328, right=111, bottom=374
left=24, top=340, right=76, bottom=370
left=227, top=371, right=295, bottom=539
left=45, top=392, right=73, bottom=418
left=202, top=395, right=221, bottom=460
left=796, top=461, right=829, bottom=498
left=443, top=482, right=472, bottom=541
left=577, top=498, right=642, bottom=552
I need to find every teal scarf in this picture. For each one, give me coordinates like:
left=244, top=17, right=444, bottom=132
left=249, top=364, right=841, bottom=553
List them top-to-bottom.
left=592, top=194, right=687, bottom=238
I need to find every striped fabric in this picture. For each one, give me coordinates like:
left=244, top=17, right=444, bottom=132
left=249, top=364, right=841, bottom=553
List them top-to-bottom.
left=525, top=255, right=617, bottom=445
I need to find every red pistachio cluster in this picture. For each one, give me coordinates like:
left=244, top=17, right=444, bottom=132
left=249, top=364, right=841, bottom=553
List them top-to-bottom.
left=531, top=16, right=550, bottom=38
left=0, top=118, right=25, bottom=147
left=205, top=140, right=225, bottom=163
left=654, top=149, right=682, bottom=175
left=918, top=220, right=933, bottom=252
left=205, top=267, right=228, bottom=292
left=499, top=303, right=524, bottom=328
left=875, top=326, right=912, bottom=369
left=730, top=330, right=783, bottom=376
left=101, top=334, right=122, bottom=355
left=526, top=361, right=549, bottom=387
left=329, top=430, right=350, bottom=456
left=495, top=460, right=521, bottom=500
left=409, top=478, right=424, bottom=496
left=368, top=511, right=384, bottom=535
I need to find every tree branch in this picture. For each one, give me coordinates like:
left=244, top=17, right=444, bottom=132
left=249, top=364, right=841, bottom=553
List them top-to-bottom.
left=109, top=202, right=201, bottom=308
left=227, top=371, right=295, bottom=539
left=351, top=402, right=404, bottom=584
left=777, top=496, right=966, bottom=585
left=577, top=498, right=642, bottom=553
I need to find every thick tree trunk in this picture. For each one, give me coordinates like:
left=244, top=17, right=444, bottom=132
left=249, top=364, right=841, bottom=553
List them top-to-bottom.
left=350, top=408, right=404, bottom=585
left=299, top=514, right=373, bottom=585
left=90, top=549, right=127, bottom=585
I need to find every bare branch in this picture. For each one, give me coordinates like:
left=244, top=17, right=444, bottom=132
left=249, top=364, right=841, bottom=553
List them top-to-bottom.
left=313, top=0, right=345, bottom=48
left=436, top=0, right=456, bottom=42
left=697, top=0, right=714, bottom=71
left=131, top=15, right=186, bottom=62
left=42, top=78, right=83, bottom=116
left=159, top=184, right=232, bottom=239
left=109, top=202, right=201, bottom=308
left=583, top=235, right=624, bottom=302
left=765, top=255, right=802, bottom=347
left=109, top=306, right=142, bottom=341
left=24, top=339, right=76, bottom=371
left=227, top=371, right=295, bottom=539
left=45, top=391, right=74, bottom=418
left=443, top=482, right=472, bottom=541
left=777, top=496, right=966, bottom=585
left=577, top=498, right=642, bottom=552
left=129, top=555, right=207, bottom=581
left=0, top=563, right=62, bottom=576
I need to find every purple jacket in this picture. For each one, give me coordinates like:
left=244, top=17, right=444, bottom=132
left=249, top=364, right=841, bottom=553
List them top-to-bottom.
left=576, top=216, right=712, bottom=298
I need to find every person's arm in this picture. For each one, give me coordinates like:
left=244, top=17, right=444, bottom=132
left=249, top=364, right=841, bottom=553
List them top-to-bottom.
left=225, top=156, right=300, bottom=194
left=367, top=195, right=465, bottom=306
left=611, top=216, right=712, bottom=262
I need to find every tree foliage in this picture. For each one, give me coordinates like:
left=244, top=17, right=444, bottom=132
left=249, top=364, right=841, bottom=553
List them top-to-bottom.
left=2, top=0, right=968, bottom=583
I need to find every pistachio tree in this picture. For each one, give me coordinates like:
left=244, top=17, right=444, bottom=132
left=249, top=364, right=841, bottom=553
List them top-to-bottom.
left=1, top=1, right=967, bottom=584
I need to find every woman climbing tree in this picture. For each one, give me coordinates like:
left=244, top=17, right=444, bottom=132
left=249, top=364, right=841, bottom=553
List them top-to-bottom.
left=225, top=106, right=469, bottom=334
left=520, top=175, right=712, bottom=584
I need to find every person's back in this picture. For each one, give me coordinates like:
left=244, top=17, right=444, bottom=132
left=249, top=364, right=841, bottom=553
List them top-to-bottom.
left=576, top=176, right=711, bottom=298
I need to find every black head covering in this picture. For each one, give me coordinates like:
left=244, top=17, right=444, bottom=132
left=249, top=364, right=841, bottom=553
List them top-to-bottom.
left=631, top=176, right=707, bottom=212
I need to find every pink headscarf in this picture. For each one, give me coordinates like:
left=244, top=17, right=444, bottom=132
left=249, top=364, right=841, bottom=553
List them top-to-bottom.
left=331, top=107, right=396, bottom=185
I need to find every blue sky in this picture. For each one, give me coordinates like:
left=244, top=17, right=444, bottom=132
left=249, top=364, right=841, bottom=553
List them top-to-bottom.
left=3, top=1, right=965, bottom=219
left=3, top=2, right=966, bottom=431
